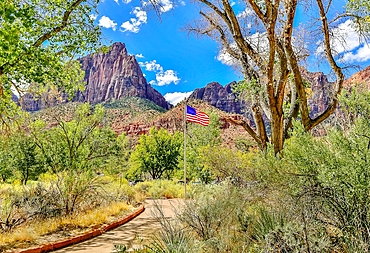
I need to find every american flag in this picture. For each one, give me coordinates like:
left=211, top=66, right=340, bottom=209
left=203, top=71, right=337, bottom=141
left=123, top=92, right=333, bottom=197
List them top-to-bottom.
left=186, top=105, right=210, bottom=126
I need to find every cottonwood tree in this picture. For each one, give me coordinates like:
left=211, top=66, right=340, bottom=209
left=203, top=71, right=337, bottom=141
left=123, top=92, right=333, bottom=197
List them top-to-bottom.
left=0, top=0, right=101, bottom=131
left=187, top=0, right=370, bottom=154
left=29, top=104, right=122, bottom=214
left=130, top=127, right=182, bottom=180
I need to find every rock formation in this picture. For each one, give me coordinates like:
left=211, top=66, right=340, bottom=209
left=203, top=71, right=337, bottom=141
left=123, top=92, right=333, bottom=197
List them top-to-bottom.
left=21, top=42, right=171, bottom=111
left=76, top=42, right=171, bottom=109
left=344, top=65, right=370, bottom=88
left=301, top=69, right=333, bottom=118
left=188, top=70, right=338, bottom=118
left=189, top=81, right=243, bottom=113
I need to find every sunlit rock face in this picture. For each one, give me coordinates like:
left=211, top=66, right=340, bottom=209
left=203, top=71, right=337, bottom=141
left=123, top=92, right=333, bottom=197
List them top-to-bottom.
left=21, top=42, right=171, bottom=111
left=76, top=42, right=171, bottom=110
left=188, top=70, right=347, bottom=119
left=189, top=81, right=243, bottom=114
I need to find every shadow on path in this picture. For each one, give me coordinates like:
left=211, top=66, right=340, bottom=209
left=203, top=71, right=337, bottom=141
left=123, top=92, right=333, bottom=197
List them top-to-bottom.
left=54, top=199, right=182, bottom=253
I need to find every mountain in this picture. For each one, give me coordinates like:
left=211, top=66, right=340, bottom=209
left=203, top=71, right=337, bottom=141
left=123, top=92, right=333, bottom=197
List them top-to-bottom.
left=21, top=42, right=171, bottom=111
left=76, top=42, right=171, bottom=109
left=344, top=65, right=370, bottom=88
left=188, top=70, right=339, bottom=118
left=189, top=82, right=243, bottom=114
left=108, top=99, right=253, bottom=148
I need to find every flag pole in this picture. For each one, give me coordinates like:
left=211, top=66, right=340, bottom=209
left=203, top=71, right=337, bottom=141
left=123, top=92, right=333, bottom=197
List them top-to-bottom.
left=183, top=100, right=187, bottom=199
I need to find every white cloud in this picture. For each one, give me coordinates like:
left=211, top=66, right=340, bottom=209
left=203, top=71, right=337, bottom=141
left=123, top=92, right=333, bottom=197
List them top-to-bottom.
left=113, top=0, right=119, bottom=4
left=122, top=0, right=132, bottom=3
left=143, top=0, right=174, bottom=13
left=158, top=0, right=174, bottom=13
left=120, top=7, right=147, bottom=33
left=237, top=7, right=253, bottom=18
left=90, top=14, right=98, bottom=21
left=98, top=16, right=117, bottom=31
left=316, top=20, right=362, bottom=56
left=217, top=32, right=269, bottom=66
left=342, top=44, right=370, bottom=63
left=217, top=48, right=238, bottom=66
left=135, top=53, right=144, bottom=58
left=139, top=59, right=180, bottom=86
left=139, top=60, right=163, bottom=72
left=155, top=70, right=181, bottom=86
left=164, top=91, right=192, bottom=105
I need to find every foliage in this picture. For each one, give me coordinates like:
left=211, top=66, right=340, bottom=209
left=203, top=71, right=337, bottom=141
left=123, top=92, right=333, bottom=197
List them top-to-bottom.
left=0, top=0, right=101, bottom=131
left=347, top=0, right=370, bottom=31
left=102, top=97, right=167, bottom=113
left=30, top=103, right=122, bottom=174
left=182, top=112, right=221, bottom=182
left=281, top=121, right=370, bottom=251
left=130, top=128, right=182, bottom=180
left=0, top=131, right=44, bottom=184
left=8, top=133, right=43, bottom=184
left=0, top=136, right=13, bottom=182
left=198, top=145, right=258, bottom=186
left=134, top=180, right=184, bottom=199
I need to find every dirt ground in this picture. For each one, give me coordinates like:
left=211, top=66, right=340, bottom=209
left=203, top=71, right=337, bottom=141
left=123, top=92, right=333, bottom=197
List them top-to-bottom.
left=54, top=199, right=183, bottom=253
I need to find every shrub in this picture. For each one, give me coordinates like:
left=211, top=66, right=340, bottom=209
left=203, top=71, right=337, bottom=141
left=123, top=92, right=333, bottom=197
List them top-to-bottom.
left=134, top=180, right=184, bottom=199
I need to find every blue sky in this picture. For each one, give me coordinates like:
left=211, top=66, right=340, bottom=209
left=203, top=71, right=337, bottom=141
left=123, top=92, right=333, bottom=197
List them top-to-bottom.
left=94, top=0, right=370, bottom=105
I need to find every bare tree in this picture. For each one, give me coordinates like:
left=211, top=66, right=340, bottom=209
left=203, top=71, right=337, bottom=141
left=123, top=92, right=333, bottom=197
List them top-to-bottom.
left=187, top=0, right=368, bottom=154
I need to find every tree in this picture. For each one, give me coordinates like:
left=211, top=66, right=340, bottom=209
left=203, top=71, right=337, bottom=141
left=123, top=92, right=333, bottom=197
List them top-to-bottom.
left=0, top=0, right=101, bottom=131
left=187, top=0, right=369, bottom=154
left=30, top=103, right=120, bottom=173
left=28, top=104, right=123, bottom=214
left=184, top=112, right=221, bottom=182
left=130, top=127, right=182, bottom=180
left=0, top=131, right=44, bottom=184
left=8, top=132, right=43, bottom=184
left=0, top=136, right=12, bottom=182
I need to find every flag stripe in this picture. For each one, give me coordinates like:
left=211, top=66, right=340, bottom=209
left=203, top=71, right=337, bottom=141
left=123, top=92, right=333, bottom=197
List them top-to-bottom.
left=186, top=105, right=209, bottom=126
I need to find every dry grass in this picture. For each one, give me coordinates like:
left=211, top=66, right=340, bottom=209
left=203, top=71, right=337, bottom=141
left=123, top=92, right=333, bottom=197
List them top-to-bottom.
left=0, top=201, right=132, bottom=251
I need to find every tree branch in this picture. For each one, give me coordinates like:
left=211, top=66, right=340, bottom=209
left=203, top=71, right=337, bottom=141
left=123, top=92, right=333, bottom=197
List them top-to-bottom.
left=32, top=0, right=84, bottom=48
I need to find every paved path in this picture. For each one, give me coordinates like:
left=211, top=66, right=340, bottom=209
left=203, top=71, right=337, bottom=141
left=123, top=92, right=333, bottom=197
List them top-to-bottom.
left=54, top=199, right=182, bottom=253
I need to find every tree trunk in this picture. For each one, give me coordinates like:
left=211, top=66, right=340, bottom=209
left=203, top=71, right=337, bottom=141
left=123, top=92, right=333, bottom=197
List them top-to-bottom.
left=271, top=113, right=285, bottom=154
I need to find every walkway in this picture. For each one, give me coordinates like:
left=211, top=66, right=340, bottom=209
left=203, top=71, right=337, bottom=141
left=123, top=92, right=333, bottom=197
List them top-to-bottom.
left=54, top=199, right=182, bottom=253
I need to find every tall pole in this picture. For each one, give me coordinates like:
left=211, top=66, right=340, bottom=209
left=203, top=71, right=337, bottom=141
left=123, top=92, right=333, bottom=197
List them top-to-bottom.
left=183, top=101, right=187, bottom=199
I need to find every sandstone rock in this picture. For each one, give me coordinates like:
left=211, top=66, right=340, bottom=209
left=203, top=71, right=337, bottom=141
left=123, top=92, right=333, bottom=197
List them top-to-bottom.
left=21, top=42, right=171, bottom=111
left=76, top=42, right=171, bottom=110
left=188, top=71, right=337, bottom=119
left=189, top=81, right=243, bottom=113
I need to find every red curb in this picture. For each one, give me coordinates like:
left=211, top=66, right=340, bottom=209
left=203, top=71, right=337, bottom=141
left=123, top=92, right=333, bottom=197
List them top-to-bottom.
left=11, top=205, right=145, bottom=253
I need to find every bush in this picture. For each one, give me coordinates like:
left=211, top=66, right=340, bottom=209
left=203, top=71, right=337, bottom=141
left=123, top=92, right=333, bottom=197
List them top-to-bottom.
left=280, top=121, right=370, bottom=252
left=134, top=180, right=184, bottom=199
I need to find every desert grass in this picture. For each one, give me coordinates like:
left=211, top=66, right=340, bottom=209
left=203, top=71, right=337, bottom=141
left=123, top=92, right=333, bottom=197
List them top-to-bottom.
left=134, top=180, right=187, bottom=199
left=0, top=201, right=132, bottom=250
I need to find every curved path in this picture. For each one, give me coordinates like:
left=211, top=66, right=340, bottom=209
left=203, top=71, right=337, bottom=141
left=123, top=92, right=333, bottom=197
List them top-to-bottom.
left=54, top=199, right=182, bottom=253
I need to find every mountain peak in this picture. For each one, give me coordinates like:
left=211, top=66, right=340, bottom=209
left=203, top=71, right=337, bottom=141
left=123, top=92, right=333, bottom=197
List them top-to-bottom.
left=21, top=42, right=171, bottom=111
left=74, top=42, right=171, bottom=109
left=189, top=81, right=242, bottom=113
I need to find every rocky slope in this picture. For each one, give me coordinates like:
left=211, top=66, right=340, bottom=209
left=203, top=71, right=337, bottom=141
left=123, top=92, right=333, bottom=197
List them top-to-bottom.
left=21, top=42, right=171, bottom=111
left=76, top=42, right=170, bottom=109
left=344, top=65, right=370, bottom=88
left=188, top=70, right=342, bottom=118
left=188, top=82, right=243, bottom=114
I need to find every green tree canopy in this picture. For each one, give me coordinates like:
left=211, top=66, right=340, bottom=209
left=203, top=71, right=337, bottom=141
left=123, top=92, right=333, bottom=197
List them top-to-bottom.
left=0, top=0, right=101, bottom=131
left=30, top=103, right=121, bottom=173
left=183, top=112, right=221, bottom=182
left=129, top=127, right=182, bottom=180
